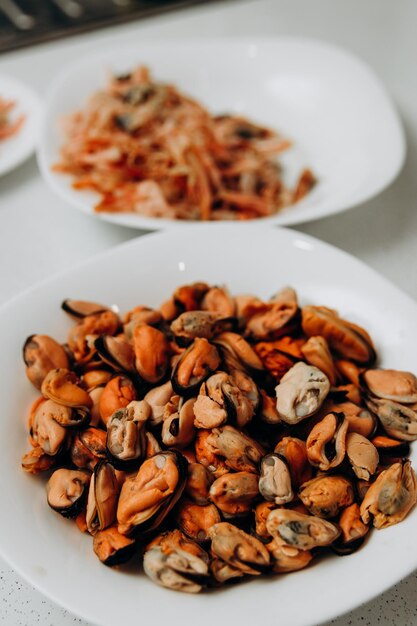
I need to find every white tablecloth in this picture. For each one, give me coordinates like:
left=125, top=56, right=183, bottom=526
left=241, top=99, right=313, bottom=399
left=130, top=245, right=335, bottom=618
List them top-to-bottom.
left=1, top=1, right=417, bottom=624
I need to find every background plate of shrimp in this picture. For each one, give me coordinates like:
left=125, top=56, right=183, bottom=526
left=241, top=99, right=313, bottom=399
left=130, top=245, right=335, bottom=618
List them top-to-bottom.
left=38, top=37, right=405, bottom=229
left=0, top=74, right=42, bottom=177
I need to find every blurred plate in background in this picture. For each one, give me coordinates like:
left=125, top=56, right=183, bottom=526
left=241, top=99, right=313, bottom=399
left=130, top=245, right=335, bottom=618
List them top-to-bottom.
left=38, top=37, right=405, bottom=229
left=0, top=74, right=41, bottom=176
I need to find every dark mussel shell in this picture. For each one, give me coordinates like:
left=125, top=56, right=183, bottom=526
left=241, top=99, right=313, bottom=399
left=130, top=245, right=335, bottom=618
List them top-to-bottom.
left=62, top=299, right=111, bottom=318
left=94, top=335, right=135, bottom=374
left=171, top=338, right=221, bottom=397
left=71, top=427, right=108, bottom=470
left=117, top=450, right=188, bottom=536
left=86, top=460, right=120, bottom=533
left=46, top=468, right=91, bottom=519
left=93, top=526, right=137, bottom=566
left=331, top=535, right=367, bottom=556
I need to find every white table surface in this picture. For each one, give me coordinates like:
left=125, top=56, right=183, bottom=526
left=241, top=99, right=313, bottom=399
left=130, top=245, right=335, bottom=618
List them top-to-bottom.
left=1, top=0, right=417, bottom=624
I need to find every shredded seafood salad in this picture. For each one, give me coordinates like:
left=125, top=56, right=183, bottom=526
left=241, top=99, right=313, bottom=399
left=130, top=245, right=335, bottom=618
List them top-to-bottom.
left=54, top=66, right=315, bottom=220
left=0, top=97, right=25, bottom=141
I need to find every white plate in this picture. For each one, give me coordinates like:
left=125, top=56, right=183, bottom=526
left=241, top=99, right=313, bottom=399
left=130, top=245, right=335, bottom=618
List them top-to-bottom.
left=37, top=37, right=405, bottom=230
left=0, top=75, right=42, bottom=177
left=0, top=225, right=416, bottom=626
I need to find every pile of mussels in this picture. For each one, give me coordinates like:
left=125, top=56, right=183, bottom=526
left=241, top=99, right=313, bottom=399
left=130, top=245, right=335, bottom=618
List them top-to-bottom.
left=21, top=283, right=417, bottom=592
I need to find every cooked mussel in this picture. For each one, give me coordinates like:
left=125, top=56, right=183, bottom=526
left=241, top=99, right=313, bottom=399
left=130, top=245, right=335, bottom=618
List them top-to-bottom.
left=172, top=282, right=210, bottom=312
left=201, top=286, right=236, bottom=317
left=245, top=287, right=299, bottom=341
left=62, top=299, right=112, bottom=318
left=123, top=306, right=162, bottom=339
left=301, top=306, right=375, bottom=364
left=67, top=310, right=120, bottom=362
left=171, top=311, right=234, bottom=344
left=133, top=324, right=170, bottom=384
left=214, top=331, right=264, bottom=373
left=94, top=334, right=135, bottom=373
left=23, top=335, right=69, bottom=390
left=301, top=336, right=338, bottom=386
left=171, top=338, right=220, bottom=396
left=254, top=340, right=299, bottom=381
left=335, top=359, right=363, bottom=387
left=275, top=362, right=330, bottom=424
left=41, top=368, right=92, bottom=412
left=82, top=369, right=113, bottom=391
left=223, top=369, right=260, bottom=427
left=362, top=369, right=417, bottom=404
left=194, top=370, right=259, bottom=430
left=193, top=372, right=229, bottom=429
left=99, top=375, right=137, bottom=427
left=144, top=380, right=174, bottom=427
left=88, top=385, right=105, bottom=427
left=258, top=390, right=281, bottom=425
left=162, top=396, right=196, bottom=448
left=364, top=396, right=417, bottom=441
left=37, top=398, right=90, bottom=430
left=30, top=399, right=69, bottom=456
left=106, top=400, right=150, bottom=469
left=326, top=400, right=376, bottom=438
left=306, top=411, right=348, bottom=471
left=205, top=425, right=264, bottom=473
left=71, top=427, right=107, bottom=470
left=194, top=429, right=229, bottom=477
left=144, top=431, right=162, bottom=458
left=345, top=432, right=379, bottom=480
left=371, top=435, right=410, bottom=459
left=274, top=437, right=312, bottom=489
left=21, top=445, right=55, bottom=474
left=117, top=451, right=188, bottom=535
left=259, top=454, right=293, bottom=505
left=360, top=459, right=417, bottom=528
left=86, top=461, right=120, bottom=533
left=185, top=462, right=213, bottom=505
left=46, top=468, right=90, bottom=518
left=209, top=471, right=259, bottom=517
left=299, top=475, right=355, bottom=519
left=176, top=500, right=221, bottom=542
left=254, top=501, right=276, bottom=541
left=332, top=503, right=369, bottom=555
left=266, top=509, right=340, bottom=549
left=208, top=522, right=270, bottom=576
left=93, top=525, right=136, bottom=566
left=143, top=530, right=210, bottom=593
left=266, top=538, right=313, bottom=573
left=210, top=558, right=245, bottom=583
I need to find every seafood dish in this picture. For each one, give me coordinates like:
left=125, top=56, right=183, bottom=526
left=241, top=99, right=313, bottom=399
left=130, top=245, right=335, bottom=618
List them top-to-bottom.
left=53, top=66, right=315, bottom=220
left=0, top=97, right=25, bottom=141
left=21, top=282, right=417, bottom=593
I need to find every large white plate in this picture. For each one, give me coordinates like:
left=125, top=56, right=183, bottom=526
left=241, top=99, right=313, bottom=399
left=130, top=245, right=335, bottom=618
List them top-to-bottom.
left=37, top=37, right=405, bottom=230
left=0, top=74, right=42, bottom=177
left=0, top=225, right=416, bottom=626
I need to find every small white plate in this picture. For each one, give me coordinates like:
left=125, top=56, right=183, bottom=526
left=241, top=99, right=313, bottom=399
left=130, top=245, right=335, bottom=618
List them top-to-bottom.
left=37, top=37, right=405, bottom=230
left=0, top=75, right=42, bottom=177
left=0, top=225, right=416, bottom=626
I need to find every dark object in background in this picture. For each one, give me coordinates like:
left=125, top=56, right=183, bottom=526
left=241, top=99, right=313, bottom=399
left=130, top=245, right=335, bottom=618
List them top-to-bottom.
left=0, top=0, right=218, bottom=54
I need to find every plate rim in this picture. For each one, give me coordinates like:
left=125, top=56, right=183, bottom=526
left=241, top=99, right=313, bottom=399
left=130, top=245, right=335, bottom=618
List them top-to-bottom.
left=36, top=35, right=406, bottom=230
